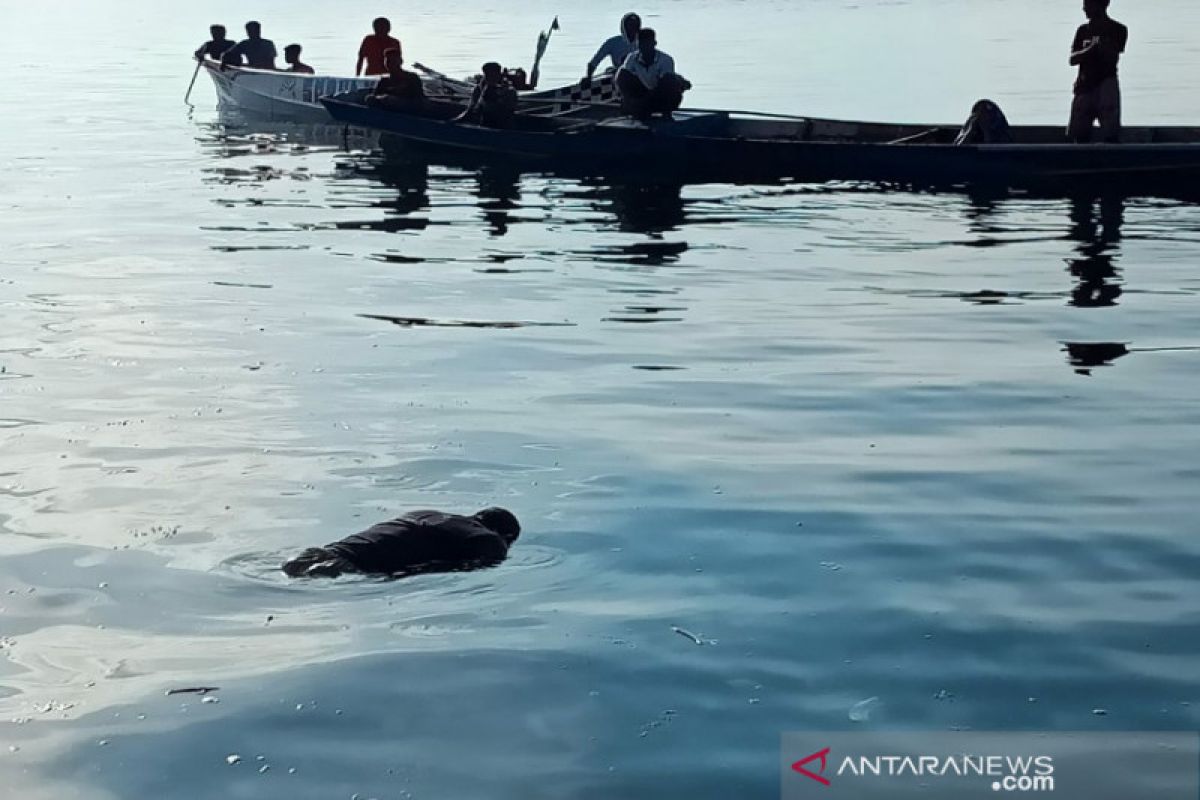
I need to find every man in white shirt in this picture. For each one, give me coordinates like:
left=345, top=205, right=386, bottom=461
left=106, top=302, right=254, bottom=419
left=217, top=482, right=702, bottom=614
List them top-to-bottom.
left=584, top=12, right=641, bottom=83
left=616, top=28, right=692, bottom=122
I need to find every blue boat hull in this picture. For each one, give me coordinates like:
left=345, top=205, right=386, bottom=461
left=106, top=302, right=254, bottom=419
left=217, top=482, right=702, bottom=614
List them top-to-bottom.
left=321, top=97, right=1200, bottom=193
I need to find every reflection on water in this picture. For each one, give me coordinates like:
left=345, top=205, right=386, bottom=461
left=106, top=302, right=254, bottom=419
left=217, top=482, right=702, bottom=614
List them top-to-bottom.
left=1067, top=194, right=1125, bottom=308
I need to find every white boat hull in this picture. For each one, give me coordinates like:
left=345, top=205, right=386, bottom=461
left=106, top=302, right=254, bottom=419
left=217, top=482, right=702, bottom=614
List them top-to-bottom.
left=198, top=61, right=618, bottom=124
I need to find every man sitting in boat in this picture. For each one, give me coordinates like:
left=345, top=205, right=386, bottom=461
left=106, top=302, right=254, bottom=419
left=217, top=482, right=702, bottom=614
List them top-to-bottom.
left=1067, top=0, right=1128, bottom=143
left=584, top=12, right=641, bottom=85
left=357, top=17, right=401, bottom=77
left=222, top=21, right=278, bottom=71
left=194, top=25, right=235, bottom=61
left=616, top=29, right=692, bottom=123
left=283, top=44, right=314, bottom=75
left=366, top=49, right=425, bottom=111
left=454, top=62, right=519, bottom=128
left=954, top=99, right=1013, bottom=145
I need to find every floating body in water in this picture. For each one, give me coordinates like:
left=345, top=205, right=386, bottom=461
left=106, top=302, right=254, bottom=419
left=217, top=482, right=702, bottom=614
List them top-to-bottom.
left=282, top=508, right=521, bottom=578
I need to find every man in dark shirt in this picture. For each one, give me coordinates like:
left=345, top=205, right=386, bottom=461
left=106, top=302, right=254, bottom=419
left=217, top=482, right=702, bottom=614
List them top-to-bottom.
left=1067, top=0, right=1128, bottom=143
left=357, top=17, right=402, bottom=76
left=222, top=21, right=278, bottom=70
left=195, top=25, right=235, bottom=61
left=283, top=44, right=315, bottom=74
left=366, top=49, right=425, bottom=111
left=454, top=62, right=519, bottom=128
left=282, top=507, right=520, bottom=578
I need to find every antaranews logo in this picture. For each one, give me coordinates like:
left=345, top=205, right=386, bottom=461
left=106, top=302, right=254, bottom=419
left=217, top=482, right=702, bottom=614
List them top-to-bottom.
left=783, top=732, right=1200, bottom=800
left=789, top=746, right=1055, bottom=793
left=791, top=747, right=832, bottom=786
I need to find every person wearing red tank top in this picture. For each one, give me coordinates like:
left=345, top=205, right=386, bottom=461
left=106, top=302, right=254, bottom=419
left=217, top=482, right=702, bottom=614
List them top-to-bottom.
left=357, top=17, right=401, bottom=76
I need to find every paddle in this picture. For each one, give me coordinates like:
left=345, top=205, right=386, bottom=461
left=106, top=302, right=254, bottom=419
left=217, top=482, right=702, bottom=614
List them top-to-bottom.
left=529, top=16, right=560, bottom=89
left=184, top=53, right=205, bottom=106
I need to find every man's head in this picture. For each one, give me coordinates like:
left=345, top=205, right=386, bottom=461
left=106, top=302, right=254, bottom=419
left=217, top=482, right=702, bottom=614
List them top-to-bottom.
left=1083, top=0, right=1110, bottom=21
left=621, top=12, right=642, bottom=40
left=373, top=17, right=391, bottom=36
left=245, top=21, right=262, bottom=39
left=210, top=24, right=227, bottom=40
left=637, top=28, right=657, bottom=58
left=284, top=44, right=302, bottom=64
left=383, top=48, right=403, bottom=73
left=481, top=62, right=504, bottom=83
left=474, top=507, right=521, bottom=545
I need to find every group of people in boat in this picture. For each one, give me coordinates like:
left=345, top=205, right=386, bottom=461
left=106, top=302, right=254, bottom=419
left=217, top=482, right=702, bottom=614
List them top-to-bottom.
left=195, top=1, right=1128, bottom=141
left=194, top=21, right=314, bottom=74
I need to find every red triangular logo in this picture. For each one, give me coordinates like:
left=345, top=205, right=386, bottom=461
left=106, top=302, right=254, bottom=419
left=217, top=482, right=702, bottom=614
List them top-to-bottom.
left=791, top=747, right=832, bottom=786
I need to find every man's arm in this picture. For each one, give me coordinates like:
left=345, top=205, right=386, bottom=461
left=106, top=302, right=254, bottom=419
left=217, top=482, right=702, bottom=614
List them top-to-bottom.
left=586, top=38, right=614, bottom=77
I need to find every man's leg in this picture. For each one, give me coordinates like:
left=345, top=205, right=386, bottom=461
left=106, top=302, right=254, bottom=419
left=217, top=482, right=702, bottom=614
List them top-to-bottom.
left=617, top=70, right=650, bottom=120
left=654, top=74, right=687, bottom=116
left=1096, top=77, right=1122, bottom=143
left=1067, top=89, right=1098, bottom=143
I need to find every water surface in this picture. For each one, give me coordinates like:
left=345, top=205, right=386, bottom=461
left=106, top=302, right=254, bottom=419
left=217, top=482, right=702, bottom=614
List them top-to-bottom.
left=2, top=1, right=1200, bottom=798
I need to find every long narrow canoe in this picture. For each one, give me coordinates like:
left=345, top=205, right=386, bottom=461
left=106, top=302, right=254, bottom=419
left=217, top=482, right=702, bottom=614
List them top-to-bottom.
left=199, top=60, right=618, bottom=124
left=320, top=94, right=1200, bottom=192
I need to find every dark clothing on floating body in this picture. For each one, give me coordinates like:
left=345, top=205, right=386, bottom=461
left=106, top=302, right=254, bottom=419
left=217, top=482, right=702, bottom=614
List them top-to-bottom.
left=324, top=510, right=509, bottom=575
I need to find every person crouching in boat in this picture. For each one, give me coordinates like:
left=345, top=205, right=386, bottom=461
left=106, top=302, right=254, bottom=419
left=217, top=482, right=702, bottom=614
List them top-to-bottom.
left=1067, top=0, right=1128, bottom=143
left=583, top=12, right=641, bottom=86
left=222, top=21, right=278, bottom=71
left=195, top=25, right=235, bottom=62
left=616, top=29, right=691, bottom=123
left=283, top=44, right=314, bottom=74
left=366, top=50, right=425, bottom=111
left=454, top=62, right=519, bottom=128
left=954, top=100, right=1013, bottom=145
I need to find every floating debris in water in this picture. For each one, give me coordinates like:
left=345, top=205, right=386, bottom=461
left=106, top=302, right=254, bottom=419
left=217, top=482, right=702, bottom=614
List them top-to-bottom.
left=671, top=626, right=704, bottom=646
left=932, top=689, right=955, bottom=702
left=201, top=696, right=219, bottom=705
left=849, top=696, right=881, bottom=722
left=1092, top=708, right=1109, bottom=716
left=98, top=740, right=109, bottom=747
left=8, top=745, right=19, bottom=753
left=226, top=754, right=241, bottom=765
left=259, top=765, right=270, bottom=774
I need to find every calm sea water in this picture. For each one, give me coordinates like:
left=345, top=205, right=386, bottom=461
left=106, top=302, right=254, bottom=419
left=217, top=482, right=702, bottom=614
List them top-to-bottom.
left=3, top=1, right=1200, bottom=798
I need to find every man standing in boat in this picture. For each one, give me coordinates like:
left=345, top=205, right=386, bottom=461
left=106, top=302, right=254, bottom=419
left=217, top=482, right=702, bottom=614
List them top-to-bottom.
left=1067, top=0, right=1128, bottom=143
left=584, top=12, right=641, bottom=84
left=357, top=17, right=401, bottom=76
left=222, top=21, right=278, bottom=70
left=194, top=25, right=235, bottom=61
left=616, top=28, right=691, bottom=123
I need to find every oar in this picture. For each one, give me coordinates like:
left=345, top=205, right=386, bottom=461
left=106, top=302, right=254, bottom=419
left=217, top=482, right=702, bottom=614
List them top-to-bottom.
left=529, top=16, right=560, bottom=89
left=184, top=54, right=205, bottom=106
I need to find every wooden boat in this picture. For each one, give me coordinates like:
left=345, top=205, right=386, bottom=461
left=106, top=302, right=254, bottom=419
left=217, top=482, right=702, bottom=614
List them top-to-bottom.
left=199, top=60, right=618, bottom=124
left=320, top=94, right=1200, bottom=192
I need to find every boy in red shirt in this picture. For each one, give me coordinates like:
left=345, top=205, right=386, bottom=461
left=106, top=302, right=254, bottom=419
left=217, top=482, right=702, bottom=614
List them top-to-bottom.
left=357, top=17, right=401, bottom=76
